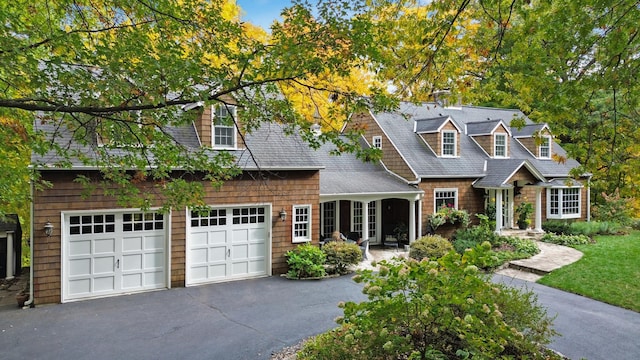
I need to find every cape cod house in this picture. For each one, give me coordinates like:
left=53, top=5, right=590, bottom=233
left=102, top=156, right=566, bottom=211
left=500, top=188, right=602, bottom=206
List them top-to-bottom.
left=28, top=101, right=586, bottom=304
left=342, top=102, right=590, bottom=239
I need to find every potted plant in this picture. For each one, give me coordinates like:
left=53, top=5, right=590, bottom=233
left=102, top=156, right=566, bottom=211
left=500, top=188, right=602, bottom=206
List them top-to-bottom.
left=515, top=201, right=533, bottom=229
left=392, top=222, right=408, bottom=245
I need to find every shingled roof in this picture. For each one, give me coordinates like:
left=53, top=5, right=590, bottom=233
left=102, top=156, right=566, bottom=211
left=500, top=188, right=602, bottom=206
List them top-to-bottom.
left=370, top=102, right=581, bottom=181
left=32, top=119, right=322, bottom=171
left=316, top=137, right=422, bottom=200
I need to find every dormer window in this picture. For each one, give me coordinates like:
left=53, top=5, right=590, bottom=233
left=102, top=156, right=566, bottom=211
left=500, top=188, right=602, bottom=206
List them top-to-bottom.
left=213, top=105, right=236, bottom=149
left=415, top=116, right=461, bottom=158
left=441, top=130, right=456, bottom=157
left=494, top=133, right=507, bottom=158
left=539, top=135, right=551, bottom=159
left=373, top=136, right=382, bottom=149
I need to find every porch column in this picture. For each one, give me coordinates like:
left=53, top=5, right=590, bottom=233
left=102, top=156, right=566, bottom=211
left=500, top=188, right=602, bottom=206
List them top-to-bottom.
left=534, top=187, right=543, bottom=232
left=495, top=190, right=503, bottom=234
left=416, top=197, right=423, bottom=241
left=409, top=200, right=416, bottom=244
left=362, top=201, right=370, bottom=241
left=5, top=231, right=14, bottom=280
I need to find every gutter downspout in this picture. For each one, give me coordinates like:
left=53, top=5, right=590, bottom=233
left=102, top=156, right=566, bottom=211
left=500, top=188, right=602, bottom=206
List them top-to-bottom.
left=23, top=180, right=35, bottom=308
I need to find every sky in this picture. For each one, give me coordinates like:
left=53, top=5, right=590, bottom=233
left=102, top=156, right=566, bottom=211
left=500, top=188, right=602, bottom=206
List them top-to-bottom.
left=235, top=0, right=293, bottom=30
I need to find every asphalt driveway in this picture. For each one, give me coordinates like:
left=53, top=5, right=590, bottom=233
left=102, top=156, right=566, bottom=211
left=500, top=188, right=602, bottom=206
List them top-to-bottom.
left=1, top=274, right=639, bottom=360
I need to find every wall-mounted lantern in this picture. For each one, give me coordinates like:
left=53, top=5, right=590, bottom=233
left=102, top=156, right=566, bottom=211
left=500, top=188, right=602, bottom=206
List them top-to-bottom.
left=279, top=209, right=287, bottom=222
left=44, top=221, right=54, bottom=237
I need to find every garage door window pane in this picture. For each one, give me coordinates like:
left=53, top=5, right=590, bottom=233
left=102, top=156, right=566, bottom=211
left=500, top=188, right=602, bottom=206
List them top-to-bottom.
left=233, top=207, right=265, bottom=225
left=191, top=209, right=226, bottom=227
left=123, top=212, right=163, bottom=232
left=69, top=214, right=115, bottom=235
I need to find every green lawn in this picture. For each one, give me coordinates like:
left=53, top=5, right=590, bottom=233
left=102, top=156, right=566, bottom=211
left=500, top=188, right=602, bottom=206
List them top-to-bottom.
left=538, top=231, right=640, bottom=312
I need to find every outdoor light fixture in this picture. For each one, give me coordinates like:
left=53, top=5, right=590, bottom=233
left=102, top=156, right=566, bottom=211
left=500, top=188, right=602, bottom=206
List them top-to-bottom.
left=279, top=209, right=287, bottom=222
left=44, top=221, right=54, bottom=237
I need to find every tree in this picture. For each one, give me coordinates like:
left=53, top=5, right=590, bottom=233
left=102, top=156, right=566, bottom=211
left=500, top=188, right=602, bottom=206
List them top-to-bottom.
left=0, top=0, right=390, bottom=212
left=365, top=0, right=640, bottom=211
left=472, top=0, right=640, bottom=211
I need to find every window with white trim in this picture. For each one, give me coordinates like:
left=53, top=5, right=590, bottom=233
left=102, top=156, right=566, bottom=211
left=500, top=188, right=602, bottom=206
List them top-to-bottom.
left=213, top=105, right=236, bottom=148
left=441, top=130, right=456, bottom=157
left=494, top=133, right=507, bottom=158
left=539, top=135, right=551, bottom=159
left=372, top=136, right=382, bottom=149
left=547, top=187, right=581, bottom=219
left=434, top=189, right=458, bottom=211
left=293, top=205, right=312, bottom=243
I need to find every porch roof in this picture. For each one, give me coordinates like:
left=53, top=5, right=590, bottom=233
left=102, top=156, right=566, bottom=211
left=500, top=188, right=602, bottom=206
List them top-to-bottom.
left=316, top=139, right=423, bottom=202
left=472, top=159, right=545, bottom=189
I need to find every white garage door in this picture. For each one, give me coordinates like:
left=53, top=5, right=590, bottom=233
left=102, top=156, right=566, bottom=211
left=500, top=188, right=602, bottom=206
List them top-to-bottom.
left=187, top=206, right=270, bottom=286
left=62, top=211, right=167, bottom=302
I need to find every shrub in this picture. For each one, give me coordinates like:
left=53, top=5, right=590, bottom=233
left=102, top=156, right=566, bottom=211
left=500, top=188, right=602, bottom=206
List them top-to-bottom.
left=592, top=189, right=634, bottom=226
left=542, top=220, right=572, bottom=235
left=569, top=221, right=624, bottom=236
left=453, top=224, right=501, bottom=252
left=453, top=230, right=539, bottom=269
left=541, top=233, right=591, bottom=246
left=409, top=235, right=453, bottom=260
left=503, top=236, right=540, bottom=257
left=452, top=238, right=481, bottom=254
left=322, top=241, right=362, bottom=275
left=285, top=243, right=326, bottom=279
left=298, top=252, right=560, bottom=360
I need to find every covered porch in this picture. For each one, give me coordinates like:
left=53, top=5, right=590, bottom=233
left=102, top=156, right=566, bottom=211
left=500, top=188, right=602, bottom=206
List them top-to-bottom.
left=317, top=137, right=424, bottom=247
left=473, top=160, right=546, bottom=234
left=320, top=193, right=424, bottom=247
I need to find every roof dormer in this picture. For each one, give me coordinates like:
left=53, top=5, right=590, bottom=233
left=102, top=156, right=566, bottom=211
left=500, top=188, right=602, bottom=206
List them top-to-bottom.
left=190, top=99, right=244, bottom=149
left=414, top=116, right=462, bottom=157
left=466, top=119, right=511, bottom=158
left=512, top=123, right=553, bottom=160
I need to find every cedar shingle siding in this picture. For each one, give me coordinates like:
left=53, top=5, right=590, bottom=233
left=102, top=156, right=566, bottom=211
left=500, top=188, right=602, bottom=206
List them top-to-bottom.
left=32, top=170, right=319, bottom=304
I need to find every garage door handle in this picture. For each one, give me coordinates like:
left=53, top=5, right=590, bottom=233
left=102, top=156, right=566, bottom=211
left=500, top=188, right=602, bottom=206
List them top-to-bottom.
left=227, top=249, right=231, bottom=258
left=116, top=259, right=120, bottom=269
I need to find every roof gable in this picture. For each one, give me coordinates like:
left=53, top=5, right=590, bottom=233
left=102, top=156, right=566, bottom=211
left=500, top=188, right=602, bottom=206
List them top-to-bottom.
left=414, top=116, right=462, bottom=134
left=466, top=119, right=512, bottom=136
left=512, top=123, right=550, bottom=138
left=473, top=159, right=546, bottom=188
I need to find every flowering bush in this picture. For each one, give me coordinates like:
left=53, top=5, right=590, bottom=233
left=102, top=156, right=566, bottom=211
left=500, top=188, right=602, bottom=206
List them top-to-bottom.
left=428, top=204, right=470, bottom=230
left=298, top=252, right=560, bottom=359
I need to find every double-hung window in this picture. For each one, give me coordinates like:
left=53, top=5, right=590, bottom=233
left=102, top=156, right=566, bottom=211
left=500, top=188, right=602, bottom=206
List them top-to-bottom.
left=213, top=105, right=236, bottom=148
left=441, top=131, right=456, bottom=157
left=494, top=133, right=507, bottom=158
left=539, top=136, right=551, bottom=159
left=548, top=187, right=581, bottom=219
left=434, top=189, right=458, bottom=211
left=293, top=205, right=312, bottom=243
